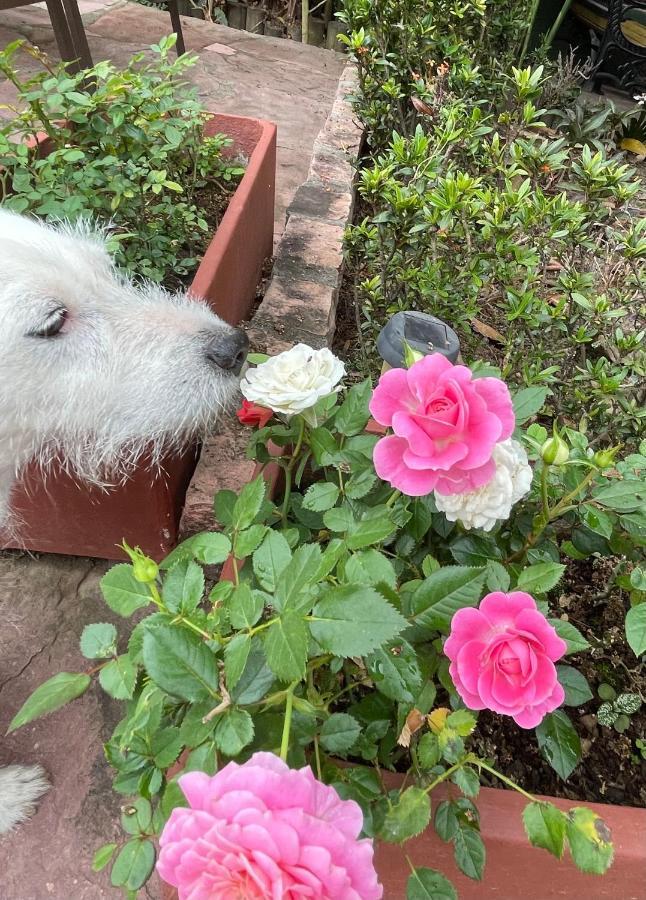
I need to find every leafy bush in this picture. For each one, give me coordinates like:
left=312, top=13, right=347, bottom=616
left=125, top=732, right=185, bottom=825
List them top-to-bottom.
left=340, top=4, right=645, bottom=446
left=0, top=37, right=244, bottom=283
left=12, top=347, right=644, bottom=896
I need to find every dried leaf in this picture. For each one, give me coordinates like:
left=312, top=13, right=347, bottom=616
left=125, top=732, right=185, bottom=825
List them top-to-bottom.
left=412, top=96, right=434, bottom=116
left=620, top=138, right=646, bottom=157
left=471, top=318, right=505, bottom=343
left=398, top=708, right=425, bottom=747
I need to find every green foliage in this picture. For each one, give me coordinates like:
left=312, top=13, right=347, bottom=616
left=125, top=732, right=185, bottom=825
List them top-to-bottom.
left=339, top=2, right=645, bottom=446
left=0, top=36, right=243, bottom=284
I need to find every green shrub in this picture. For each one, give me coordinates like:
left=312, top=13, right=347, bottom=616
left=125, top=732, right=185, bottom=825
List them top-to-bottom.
left=339, top=2, right=645, bottom=445
left=0, top=36, right=244, bottom=283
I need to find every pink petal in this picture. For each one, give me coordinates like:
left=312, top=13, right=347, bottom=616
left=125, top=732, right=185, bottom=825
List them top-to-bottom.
left=406, top=353, right=454, bottom=400
left=369, top=368, right=415, bottom=425
left=472, top=377, right=515, bottom=440
left=373, top=435, right=439, bottom=495
left=433, top=458, right=496, bottom=495
left=479, top=591, right=536, bottom=625
left=514, top=609, right=568, bottom=660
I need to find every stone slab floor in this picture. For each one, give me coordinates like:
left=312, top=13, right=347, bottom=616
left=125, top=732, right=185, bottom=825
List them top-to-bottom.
left=0, top=5, right=345, bottom=896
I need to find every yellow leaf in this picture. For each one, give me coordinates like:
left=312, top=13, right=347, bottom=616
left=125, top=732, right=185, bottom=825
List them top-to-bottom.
left=620, top=138, right=646, bottom=156
left=427, top=707, right=450, bottom=734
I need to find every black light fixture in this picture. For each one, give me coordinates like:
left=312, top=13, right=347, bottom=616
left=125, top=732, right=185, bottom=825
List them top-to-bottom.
left=376, top=311, right=460, bottom=369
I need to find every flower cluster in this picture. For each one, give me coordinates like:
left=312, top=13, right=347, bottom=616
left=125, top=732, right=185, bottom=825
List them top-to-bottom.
left=369, top=354, right=532, bottom=528
left=158, top=752, right=383, bottom=899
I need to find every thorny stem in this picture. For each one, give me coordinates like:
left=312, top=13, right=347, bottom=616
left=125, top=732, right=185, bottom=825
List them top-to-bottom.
left=476, top=759, right=537, bottom=803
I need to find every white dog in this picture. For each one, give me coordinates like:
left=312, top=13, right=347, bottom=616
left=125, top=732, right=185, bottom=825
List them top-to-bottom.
left=0, top=208, right=249, bottom=832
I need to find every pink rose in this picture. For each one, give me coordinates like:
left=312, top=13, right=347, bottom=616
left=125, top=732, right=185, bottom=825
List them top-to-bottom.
left=369, top=354, right=515, bottom=496
left=444, top=591, right=567, bottom=729
left=157, top=752, right=383, bottom=899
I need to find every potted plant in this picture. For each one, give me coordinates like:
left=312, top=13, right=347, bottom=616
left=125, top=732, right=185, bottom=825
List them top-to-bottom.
left=0, top=37, right=276, bottom=560
left=10, top=343, right=645, bottom=897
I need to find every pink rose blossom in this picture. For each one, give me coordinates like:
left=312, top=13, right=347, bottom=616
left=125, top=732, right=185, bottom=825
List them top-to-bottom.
left=369, top=354, right=515, bottom=496
left=444, top=591, right=567, bottom=729
left=157, top=751, right=383, bottom=899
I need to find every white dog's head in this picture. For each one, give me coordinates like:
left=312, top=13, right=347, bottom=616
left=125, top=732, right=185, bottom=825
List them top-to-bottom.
left=0, top=209, right=249, bottom=522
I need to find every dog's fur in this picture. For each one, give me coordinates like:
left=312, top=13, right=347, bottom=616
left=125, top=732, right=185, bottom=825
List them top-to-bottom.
left=0, top=209, right=249, bottom=833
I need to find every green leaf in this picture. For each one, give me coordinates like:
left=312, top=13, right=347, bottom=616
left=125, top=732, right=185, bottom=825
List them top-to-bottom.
left=334, top=379, right=372, bottom=436
left=512, top=387, right=549, bottom=424
left=345, top=469, right=377, bottom=499
left=233, top=475, right=266, bottom=530
left=593, top=479, right=645, bottom=513
left=303, top=482, right=340, bottom=512
left=214, top=489, right=237, bottom=526
left=346, top=506, right=396, bottom=550
left=234, top=524, right=268, bottom=558
left=253, top=531, right=292, bottom=592
left=161, top=532, right=231, bottom=568
left=311, top=538, right=346, bottom=582
left=275, top=543, right=322, bottom=612
left=345, top=550, right=397, bottom=588
left=162, top=559, right=204, bottom=614
left=485, top=560, right=511, bottom=592
left=517, top=562, right=565, bottom=594
left=100, top=564, right=151, bottom=617
left=413, top=567, right=487, bottom=629
left=228, top=584, right=264, bottom=630
left=310, top=585, right=407, bottom=657
left=625, top=604, right=646, bottom=657
left=264, top=612, right=309, bottom=681
left=549, top=619, right=591, bottom=655
left=80, top=623, right=117, bottom=659
left=142, top=624, right=219, bottom=701
left=224, top=633, right=251, bottom=690
left=231, top=639, right=275, bottom=705
left=367, top=640, right=421, bottom=703
left=99, top=655, right=137, bottom=700
left=556, top=665, right=593, bottom=706
left=8, top=672, right=91, bottom=733
left=214, top=708, right=254, bottom=756
left=446, top=709, right=477, bottom=736
left=536, top=710, right=581, bottom=780
left=319, top=713, right=361, bottom=753
left=151, top=727, right=183, bottom=768
left=418, top=733, right=441, bottom=770
left=451, top=766, right=480, bottom=798
left=381, top=787, right=431, bottom=843
left=121, top=798, right=152, bottom=835
left=434, top=800, right=459, bottom=841
left=523, top=801, right=567, bottom=858
left=566, top=807, right=614, bottom=874
left=453, top=827, right=485, bottom=880
left=110, top=839, right=155, bottom=891
left=91, top=842, right=117, bottom=872
left=406, top=867, right=457, bottom=900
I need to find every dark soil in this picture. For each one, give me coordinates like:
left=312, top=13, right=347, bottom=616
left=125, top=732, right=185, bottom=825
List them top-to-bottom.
left=162, top=178, right=238, bottom=293
left=475, top=556, right=646, bottom=808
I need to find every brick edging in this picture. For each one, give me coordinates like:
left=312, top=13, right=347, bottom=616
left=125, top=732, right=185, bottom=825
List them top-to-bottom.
left=179, top=62, right=364, bottom=537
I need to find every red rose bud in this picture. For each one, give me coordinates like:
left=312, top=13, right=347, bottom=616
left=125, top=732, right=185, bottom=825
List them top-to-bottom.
left=236, top=400, right=273, bottom=428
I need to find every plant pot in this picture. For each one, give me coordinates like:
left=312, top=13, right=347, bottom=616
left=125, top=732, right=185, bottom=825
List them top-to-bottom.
left=226, top=0, right=247, bottom=29
left=245, top=5, right=265, bottom=33
left=0, top=113, right=277, bottom=561
left=157, top=730, right=645, bottom=899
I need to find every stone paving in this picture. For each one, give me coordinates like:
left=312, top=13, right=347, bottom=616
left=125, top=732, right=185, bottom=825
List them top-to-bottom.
left=0, top=5, right=345, bottom=896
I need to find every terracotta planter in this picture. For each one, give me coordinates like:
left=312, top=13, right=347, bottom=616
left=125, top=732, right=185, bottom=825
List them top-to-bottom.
left=0, top=113, right=276, bottom=561
left=157, top=760, right=645, bottom=900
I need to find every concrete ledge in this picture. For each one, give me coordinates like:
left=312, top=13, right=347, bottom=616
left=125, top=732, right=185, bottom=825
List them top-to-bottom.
left=180, top=63, right=363, bottom=536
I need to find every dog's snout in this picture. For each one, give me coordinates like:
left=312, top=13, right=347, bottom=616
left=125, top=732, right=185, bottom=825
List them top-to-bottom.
left=205, top=328, right=249, bottom=375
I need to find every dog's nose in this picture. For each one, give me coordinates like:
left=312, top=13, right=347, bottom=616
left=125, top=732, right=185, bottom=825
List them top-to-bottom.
left=205, top=328, right=249, bottom=375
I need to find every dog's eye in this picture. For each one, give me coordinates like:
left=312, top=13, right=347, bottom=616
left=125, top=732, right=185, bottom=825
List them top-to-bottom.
left=30, top=307, right=68, bottom=338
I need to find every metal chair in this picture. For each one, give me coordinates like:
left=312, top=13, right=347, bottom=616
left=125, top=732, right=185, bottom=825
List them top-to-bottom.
left=589, top=0, right=646, bottom=92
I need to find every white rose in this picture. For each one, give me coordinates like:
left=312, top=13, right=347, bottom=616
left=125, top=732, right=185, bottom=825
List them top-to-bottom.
left=240, top=343, right=345, bottom=418
left=434, top=438, right=533, bottom=531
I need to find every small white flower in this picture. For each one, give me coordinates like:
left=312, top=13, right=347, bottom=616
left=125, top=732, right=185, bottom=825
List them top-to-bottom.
left=240, top=343, right=345, bottom=418
left=434, top=438, right=533, bottom=531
